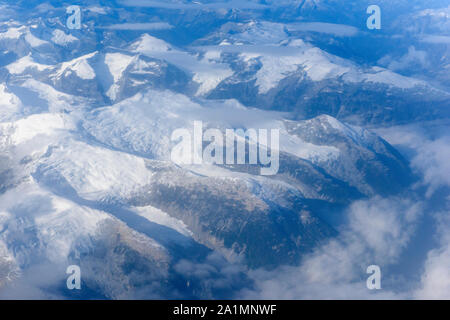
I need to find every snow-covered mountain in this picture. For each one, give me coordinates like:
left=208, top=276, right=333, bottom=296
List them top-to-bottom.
left=0, top=0, right=448, bottom=299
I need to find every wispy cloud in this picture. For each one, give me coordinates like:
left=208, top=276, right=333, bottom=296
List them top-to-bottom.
left=118, top=0, right=269, bottom=10
left=99, top=22, right=174, bottom=30
left=287, top=22, right=359, bottom=37
left=420, top=34, right=450, bottom=44
left=193, top=44, right=305, bottom=56
left=378, top=46, right=429, bottom=72
left=375, top=121, right=450, bottom=198
left=239, top=197, right=423, bottom=299
left=414, top=210, right=450, bottom=299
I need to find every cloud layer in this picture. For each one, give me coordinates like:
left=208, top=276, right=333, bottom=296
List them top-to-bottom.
left=239, top=197, right=423, bottom=299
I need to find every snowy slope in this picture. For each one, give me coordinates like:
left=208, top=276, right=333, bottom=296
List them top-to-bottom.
left=0, top=0, right=447, bottom=299
left=130, top=34, right=233, bottom=96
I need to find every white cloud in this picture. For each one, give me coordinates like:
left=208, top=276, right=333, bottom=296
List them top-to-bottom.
left=118, top=0, right=268, bottom=10
left=87, top=6, right=109, bottom=14
left=100, top=22, right=174, bottom=31
left=287, top=22, right=359, bottom=37
left=420, top=35, right=450, bottom=45
left=379, top=46, right=429, bottom=71
left=375, top=122, right=450, bottom=198
left=372, top=123, right=450, bottom=299
left=411, top=136, right=450, bottom=197
left=240, top=197, right=422, bottom=299
left=414, top=210, right=450, bottom=299
left=0, top=263, right=66, bottom=299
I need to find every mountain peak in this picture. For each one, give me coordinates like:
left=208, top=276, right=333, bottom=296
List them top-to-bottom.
left=130, top=34, right=173, bottom=54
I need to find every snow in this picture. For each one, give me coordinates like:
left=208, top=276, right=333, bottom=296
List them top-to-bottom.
left=0, top=3, right=439, bottom=299
left=230, top=21, right=288, bottom=45
left=0, top=25, right=49, bottom=47
left=0, top=26, right=25, bottom=40
left=51, top=29, right=78, bottom=45
left=201, top=30, right=432, bottom=94
left=24, top=31, right=49, bottom=47
left=130, top=33, right=172, bottom=53
left=130, top=34, right=232, bottom=96
left=238, top=44, right=351, bottom=94
left=301, top=48, right=351, bottom=81
left=193, top=49, right=233, bottom=95
left=9, top=51, right=96, bottom=83
left=55, top=52, right=97, bottom=80
left=105, top=52, right=135, bottom=99
left=258, top=52, right=346, bottom=93
left=105, top=53, right=135, bottom=82
left=251, top=54, right=302, bottom=93
left=6, top=55, right=50, bottom=74
left=132, top=59, right=158, bottom=74
left=342, top=66, right=429, bottom=89
left=362, top=67, right=428, bottom=89
left=193, top=69, right=232, bottom=96
left=21, top=79, right=85, bottom=112
left=0, top=84, right=22, bottom=122
left=82, top=88, right=341, bottom=168
left=82, top=90, right=200, bottom=159
left=0, top=113, right=67, bottom=146
left=320, top=114, right=348, bottom=131
left=281, top=132, right=341, bottom=164
left=39, top=139, right=154, bottom=201
left=0, top=180, right=111, bottom=263
left=33, top=195, right=109, bottom=262
left=133, top=205, right=193, bottom=237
